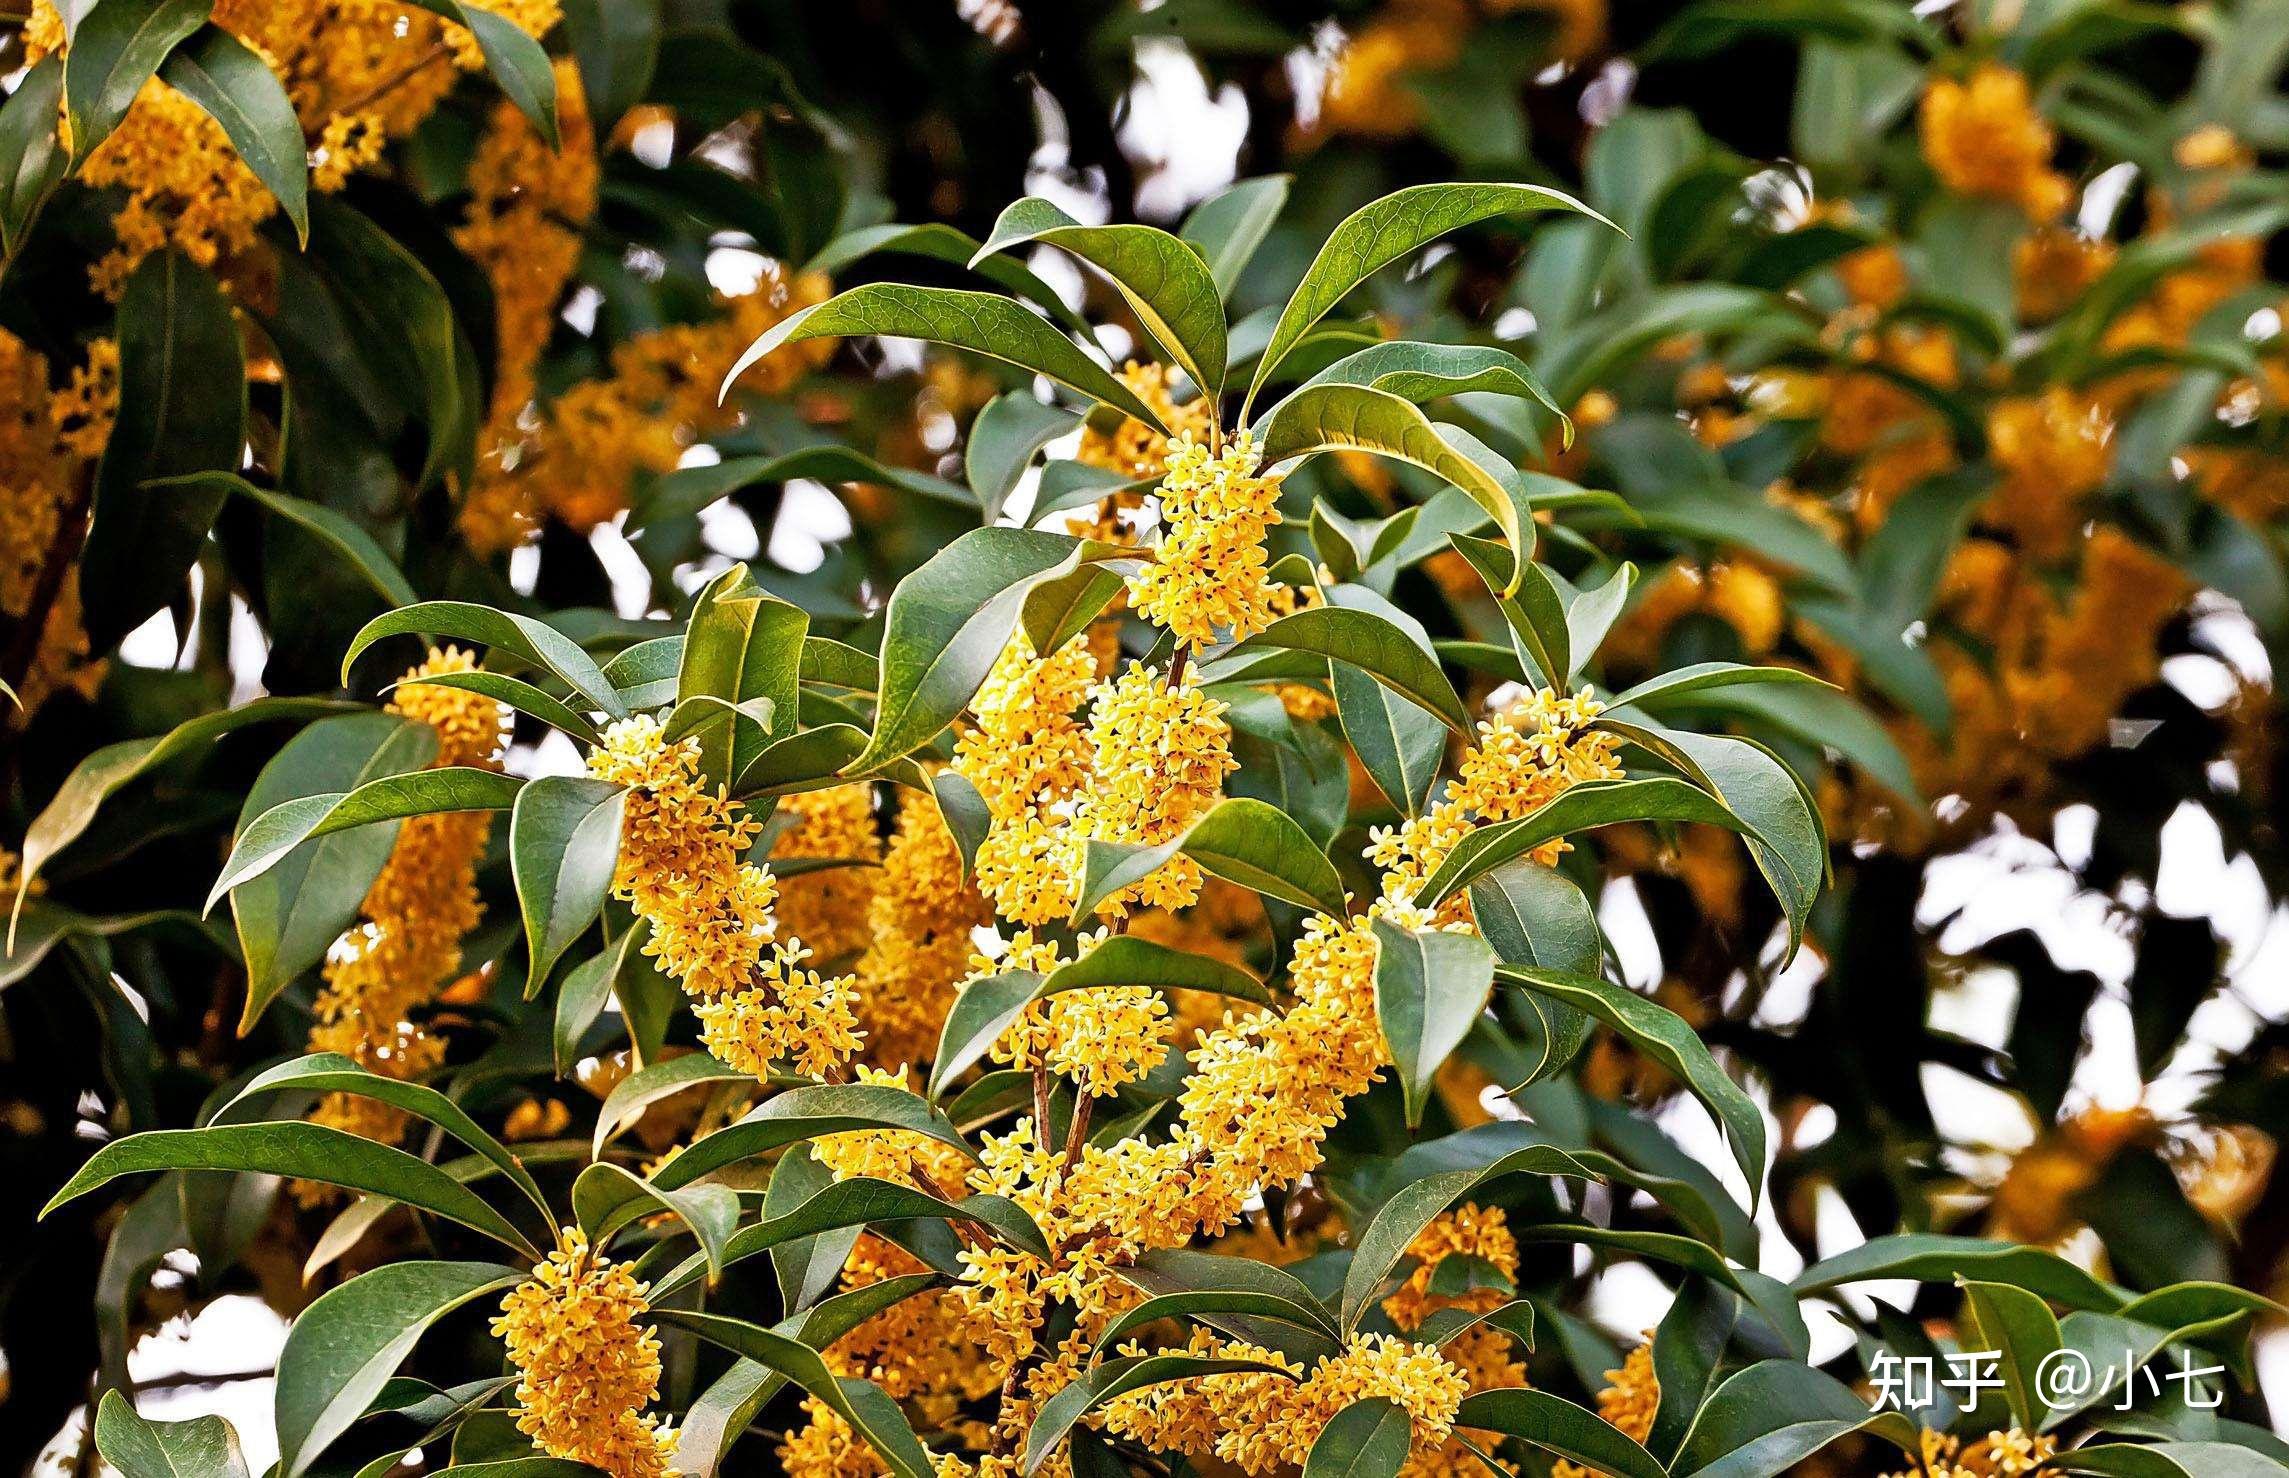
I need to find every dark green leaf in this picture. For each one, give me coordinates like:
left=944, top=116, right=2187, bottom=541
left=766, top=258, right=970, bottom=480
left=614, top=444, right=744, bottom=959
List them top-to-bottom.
left=61, top=0, right=212, bottom=160
left=158, top=25, right=306, bottom=241
left=1180, top=174, right=1290, bottom=301
left=80, top=249, right=246, bottom=648
left=725, top=284, right=1168, bottom=430
left=967, top=392, right=1083, bottom=523
left=344, top=603, right=625, bottom=719
left=209, top=768, right=524, bottom=906
left=510, top=776, right=626, bottom=991
left=1073, top=796, right=1347, bottom=921
left=1370, top=918, right=1495, bottom=1127
left=275, top=1261, right=520, bottom=1477
left=651, top=1311, right=936, bottom=1478
left=1451, top=1389, right=1666, bottom=1478
left=94, top=1390, right=249, bottom=1478
left=1303, top=1399, right=1410, bottom=1478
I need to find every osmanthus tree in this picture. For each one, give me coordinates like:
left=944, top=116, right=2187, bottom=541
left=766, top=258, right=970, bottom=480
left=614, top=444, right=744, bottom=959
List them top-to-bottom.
left=35, top=175, right=2285, bottom=1478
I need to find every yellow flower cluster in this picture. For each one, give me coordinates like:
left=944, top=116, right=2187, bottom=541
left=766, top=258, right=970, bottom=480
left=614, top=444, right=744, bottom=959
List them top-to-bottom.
left=26, top=0, right=561, bottom=297
left=1312, top=0, right=1604, bottom=142
left=1919, top=64, right=2070, bottom=219
left=462, top=270, right=836, bottom=551
left=0, top=330, right=114, bottom=722
left=1070, top=361, right=1215, bottom=542
left=1985, top=388, right=2112, bottom=561
left=1128, top=432, right=1286, bottom=647
left=304, top=647, right=507, bottom=1148
left=1068, top=664, right=1238, bottom=915
left=1371, top=687, right=1623, bottom=916
left=586, top=715, right=860, bottom=1079
left=768, top=783, right=883, bottom=965
left=849, top=788, right=993, bottom=1069
left=986, top=930, right=1170, bottom=1099
left=1381, top=1202, right=1519, bottom=1331
left=493, top=1227, right=676, bottom=1478
left=1104, top=1330, right=1468, bottom=1475
left=1881, top=1427, right=2058, bottom=1478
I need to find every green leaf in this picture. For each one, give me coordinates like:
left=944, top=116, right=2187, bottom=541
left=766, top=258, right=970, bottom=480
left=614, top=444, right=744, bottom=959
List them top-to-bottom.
left=61, top=0, right=212, bottom=161
left=401, top=0, right=557, bottom=142
left=558, top=0, right=658, bottom=128
left=157, top=25, right=306, bottom=241
left=0, top=56, right=69, bottom=256
left=1180, top=174, right=1290, bottom=301
left=1245, top=182, right=1612, bottom=414
left=976, top=197, right=1229, bottom=396
left=803, top=221, right=1092, bottom=333
left=80, top=249, right=246, bottom=648
left=724, top=284, right=1168, bottom=431
left=1298, top=341, right=1564, bottom=427
left=1257, top=386, right=1525, bottom=591
left=967, top=392, right=1083, bottom=523
left=631, top=448, right=974, bottom=532
left=152, top=472, right=415, bottom=607
left=849, top=528, right=1115, bottom=774
left=344, top=603, right=626, bottom=720
left=1231, top=605, right=1471, bottom=735
left=804, top=636, right=880, bottom=692
left=1333, top=659, right=1444, bottom=817
left=1608, top=661, right=1830, bottom=712
left=389, top=669, right=601, bottom=747
left=1653, top=679, right=1920, bottom=808
left=10, top=697, right=356, bottom=941
left=230, top=712, right=437, bottom=1030
left=1594, top=718, right=1823, bottom=954
left=737, top=725, right=869, bottom=797
left=208, top=767, right=524, bottom=907
left=931, top=770, right=992, bottom=885
left=1416, top=776, right=1767, bottom=907
left=510, top=777, right=626, bottom=992
left=1073, top=796, right=1347, bottom=921
left=1470, top=860, right=1602, bottom=975
left=1370, top=919, right=1495, bottom=1127
left=554, top=923, right=652, bottom=1073
left=1498, top=965, right=1767, bottom=1201
left=925, top=969, right=1043, bottom=1099
left=593, top=1051, right=758, bottom=1154
left=217, top=1053, right=551, bottom=1224
left=647, top=1083, right=974, bottom=1191
left=43, top=1123, right=538, bottom=1255
left=1338, top=1145, right=1602, bottom=1331
left=765, top=1147, right=859, bottom=1315
left=572, top=1162, right=739, bottom=1277
left=651, top=1178, right=1046, bottom=1300
left=1792, top=1235, right=2124, bottom=1311
left=1117, top=1249, right=1343, bottom=1355
left=274, top=1261, right=521, bottom=1478
left=674, top=1276, right=941, bottom=1477
left=1960, top=1277, right=2064, bottom=1431
left=652, top=1311, right=937, bottom=1478
left=1024, top=1355, right=1293, bottom=1476
left=1669, top=1360, right=1919, bottom=1478
left=1451, top=1389, right=1666, bottom=1478
left=94, top=1390, right=249, bottom=1478
left=1304, top=1398, right=1410, bottom=1478
left=2052, top=1444, right=2289, bottom=1477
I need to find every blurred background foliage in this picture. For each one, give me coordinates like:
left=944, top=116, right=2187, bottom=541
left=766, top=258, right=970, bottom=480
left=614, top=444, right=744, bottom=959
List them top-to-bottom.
left=3, top=0, right=2288, bottom=1469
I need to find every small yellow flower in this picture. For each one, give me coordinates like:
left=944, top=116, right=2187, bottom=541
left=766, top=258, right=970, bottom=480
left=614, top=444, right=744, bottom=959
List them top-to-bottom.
left=1919, top=64, right=2070, bottom=218
left=1128, top=432, right=1287, bottom=646
left=492, top=1227, right=676, bottom=1478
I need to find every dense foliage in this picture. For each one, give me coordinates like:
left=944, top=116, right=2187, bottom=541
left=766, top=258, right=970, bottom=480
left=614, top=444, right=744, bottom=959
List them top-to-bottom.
left=3, top=1, right=2287, bottom=1476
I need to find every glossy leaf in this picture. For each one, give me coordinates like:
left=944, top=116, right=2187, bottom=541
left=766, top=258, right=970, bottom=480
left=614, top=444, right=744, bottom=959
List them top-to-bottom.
left=61, top=0, right=212, bottom=160
left=157, top=25, right=306, bottom=241
left=1180, top=174, right=1290, bottom=300
left=1246, top=181, right=1612, bottom=412
left=976, top=196, right=1228, bottom=395
left=724, top=284, right=1167, bottom=430
left=1257, top=385, right=1525, bottom=589
left=967, top=392, right=1083, bottom=523
left=153, top=472, right=414, bottom=607
left=344, top=603, right=625, bottom=719
left=1231, top=605, right=1471, bottom=734
left=231, top=713, right=436, bottom=1029
left=209, top=767, right=524, bottom=907
left=509, top=776, right=625, bottom=990
left=1416, top=776, right=1767, bottom=907
left=1073, top=796, right=1347, bottom=921
left=1370, top=918, right=1495, bottom=1127
left=1497, top=965, right=1767, bottom=1200
left=647, top=1083, right=974, bottom=1192
left=43, top=1123, right=538, bottom=1255
left=572, top=1162, right=738, bottom=1276
left=275, top=1261, right=520, bottom=1477
left=653, top=1310, right=937, bottom=1478
left=1024, top=1355, right=1292, bottom=1476
left=1669, top=1359, right=1919, bottom=1478
left=1451, top=1389, right=1666, bottom=1478
left=94, top=1391, right=250, bottom=1478
left=1303, top=1399, right=1410, bottom=1478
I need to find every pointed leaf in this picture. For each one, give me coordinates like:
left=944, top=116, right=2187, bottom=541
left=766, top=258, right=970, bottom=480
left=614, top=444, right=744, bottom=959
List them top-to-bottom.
left=61, top=0, right=212, bottom=160
left=158, top=25, right=306, bottom=241
left=1179, top=174, right=1289, bottom=301
left=976, top=197, right=1228, bottom=395
left=723, top=284, right=1168, bottom=430
left=345, top=603, right=625, bottom=719
left=1230, top=604, right=1471, bottom=734
left=209, top=768, right=524, bottom=907
left=510, top=777, right=625, bottom=991
left=1370, top=918, right=1495, bottom=1127
left=646, top=1083, right=974, bottom=1192
left=275, top=1261, right=521, bottom=1478
left=652, top=1310, right=936, bottom=1478
left=1453, top=1389, right=1666, bottom=1478
left=94, top=1391, right=250, bottom=1478
left=1304, top=1398, right=1411, bottom=1478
